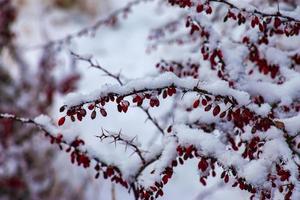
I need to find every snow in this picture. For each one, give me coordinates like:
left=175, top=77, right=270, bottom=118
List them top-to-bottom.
left=4, top=0, right=300, bottom=199
left=221, top=43, right=248, bottom=81
left=264, top=47, right=291, bottom=67
left=64, top=72, right=251, bottom=107
left=244, top=76, right=300, bottom=105
left=247, top=103, right=271, bottom=117
left=34, top=114, right=57, bottom=132
left=281, top=114, right=300, bottom=136
left=175, top=125, right=246, bottom=171
left=241, top=159, right=269, bottom=186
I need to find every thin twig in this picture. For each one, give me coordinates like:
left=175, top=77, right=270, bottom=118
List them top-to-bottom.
left=209, top=0, right=300, bottom=22
left=71, top=51, right=165, bottom=135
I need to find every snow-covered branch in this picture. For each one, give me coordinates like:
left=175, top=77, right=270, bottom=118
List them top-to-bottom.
left=4, top=0, right=300, bottom=199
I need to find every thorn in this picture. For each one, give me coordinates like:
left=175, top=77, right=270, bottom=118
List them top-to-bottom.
left=196, top=80, right=201, bottom=88
left=144, top=117, right=150, bottom=123
left=125, top=143, right=128, bottom=152
left=129, top=151, right=136, bottom=157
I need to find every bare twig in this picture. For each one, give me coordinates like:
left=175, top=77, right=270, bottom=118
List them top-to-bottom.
left=209, top=0, right=300, bottom=22
left=70, top=51, right=123, bottom=85
left=71, top=51, right=165, bottom=136
left=97, top=129, right=146, bottom=164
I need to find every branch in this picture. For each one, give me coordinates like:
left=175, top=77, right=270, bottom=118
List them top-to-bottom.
left=208, top=0, right=300, bottom=22
left=70, top=51, right=165, bottom=135
left=70, top=51, right=123, bottom=85
left=63, top=72, right=247, bottom=109
left=141, top=107, right=165, bottom=134
left=0, top=113, right=122, bottom=180
left=0, top=113, right=165, bottom=192
left=0, top=113, right=35, bottom=124
left=136, top=124, right=299, bottom=199
left=97, top=129, right=146, bottom=164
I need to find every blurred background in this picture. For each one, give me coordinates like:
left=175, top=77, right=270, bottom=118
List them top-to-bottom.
left=0, top=0, right=250, bottom=199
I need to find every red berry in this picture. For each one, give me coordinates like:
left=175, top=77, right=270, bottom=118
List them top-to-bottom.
left=196, top=4, right=204, bottom=13
left=206, top=6, right=212, bottom=14
left=274, top=17, right=281, bottom=28
left=162, top=90, right=168, bottom=99
left=193, top=99, right=200, bottom=108
left=88, top=104, right=95, bottom=110
left=204, top=104, right=212, bottom=111
left=122, top=105, right=128, bottom=113
left=213, top=105, right=221, bottom=116
left=59, top=106, right=65, bottom=112
left=100, top=108, right=107, bottom=117
left=91, top=110, right=96, bottom=119
left=220, top=111, right=226, bottom=118
left=58, top=117, right=65, bottom=126
left=167, top=126, right=172, bottom=133
left=198, top=158, right=208, bottom=172
left=224, top=174, right=229, bottom=183
left=162, top=175, right=168, bottom=185
left=200, top=177, right=207, bottom=186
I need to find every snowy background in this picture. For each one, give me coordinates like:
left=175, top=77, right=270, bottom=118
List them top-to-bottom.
left=6, top=0, right=299, bottom=199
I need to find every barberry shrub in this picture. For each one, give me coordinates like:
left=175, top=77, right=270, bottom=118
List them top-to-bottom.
left=1, top=0, right=300, bottom=199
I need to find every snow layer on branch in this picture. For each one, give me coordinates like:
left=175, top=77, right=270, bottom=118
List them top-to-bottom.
left=225, top=0, right=256, bottom=10
left=281, top=6, right=300, bottom=20
left=221, top=42, right=248, bottom=80
left=264, top=46, right=291, bottom=67
left=64, top=72, right=250, bottom=107
left=244, top=76, right=300, bottom=105
left=247, top=103, right=271, bottom=117
left=0, top=113, right=16, bottom=118
left=0, top=113, right=31, bottom=123
left=34, top=113, right=175, bottom=184
left=281, top=114, right=300, bottom=136
left=34, top=115, right=59, bottom=136
left=34, top=115, right=122, bottom=171
left=173, top=125, right=298, bottom=186
left=175, top=125, right=245, bottom=165
left=140, top=137, right=178, bottom=186
left=154, top=137, right=178, bottom=173
left=241, top=159, right=269, bottom=186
